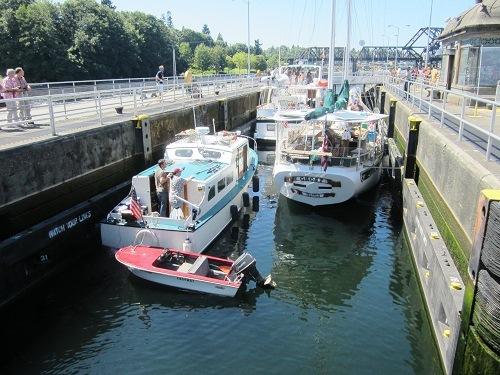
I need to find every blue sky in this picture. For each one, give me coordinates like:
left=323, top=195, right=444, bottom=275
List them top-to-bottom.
left=110, top=0, right=473, bottom=48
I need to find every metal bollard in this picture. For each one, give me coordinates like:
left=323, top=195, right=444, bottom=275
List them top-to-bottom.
left=388, top=98, right=397, bottom=138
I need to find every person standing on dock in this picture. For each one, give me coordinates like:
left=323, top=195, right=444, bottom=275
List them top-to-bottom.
left=155, top=65, right=165, bottom=97
left=15, top=67, right=32, bottom=123
left=2, top=69, right=21, bottom=125
left=155, top=159, right=169, bottom=217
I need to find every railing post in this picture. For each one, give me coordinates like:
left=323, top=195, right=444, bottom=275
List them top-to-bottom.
left=72, top=82, right=77, bottom=102
left=419, top=82, right=423, bottom=110
left=428, top=87, right=433, bottom=119
left=62, top=88, right=67, bottom=117
left=133, top=88, right=137, bottom=117
left=440, top=91, right=447, bottom=127
left=97, top=92, right=103, bottom=125
left=48, top=96, right=57, bottom=136
left=458, top=97, right=466, bottom=141
left=486, top=104, right=496, bottom=160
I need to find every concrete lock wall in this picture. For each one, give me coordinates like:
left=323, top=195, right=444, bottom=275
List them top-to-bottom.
left=0, top=91, right=260, bottom=241
left=0, top=123, right=143, bottom=240
left=403, top=179, right=465, bottom=375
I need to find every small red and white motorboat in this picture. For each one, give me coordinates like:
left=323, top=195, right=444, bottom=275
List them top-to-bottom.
left=115, top=245, right=273, bottom=297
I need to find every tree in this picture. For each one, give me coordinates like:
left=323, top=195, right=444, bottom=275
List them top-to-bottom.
left=101, top=0, right=114, bottom=9
left=13, top=1, right=72, bottom=81
left=165, top=10, right=173, bottom=27
left=201, top=24, right=210, bottom=36
left=177, top=27, right=213, bottom=47
left=215, top=33, right=226, bottom=48
left=254, top=39, right=262, bottom=55
left=179, top=42, right=193, bottom=66
left=227, top=42, right=247, bottom=56
left=193, top=43, right=212, bottom=71
left=211, top=45, right=227, bottom=72
left=232, top=51, right=247, bottom=73
left=252, top=54, right=267, bottom=71
left=225, top=55, right=235, bottom=70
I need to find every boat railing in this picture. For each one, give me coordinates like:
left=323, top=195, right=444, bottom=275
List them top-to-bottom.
left=280, top=146, right=380, bottom=168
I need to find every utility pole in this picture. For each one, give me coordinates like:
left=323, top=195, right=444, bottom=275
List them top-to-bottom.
left=247, top=0, right=251, bottom=76
left=328, top=0, right=336, bottom=89
left=425, top=0, right=434, bottom=68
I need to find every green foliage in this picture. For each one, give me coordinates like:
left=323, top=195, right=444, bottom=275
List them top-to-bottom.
left=0, top=0, right=313, bottom=81
left=201, top=24, right=210, bottom=36
left=254, top=39, right=262, bottom=55
left=179, top=42, right=193, bottom=66
left=193, top=43, right=212, bottom=71
left=211, top=45, right=227, bottom=72
left=232, top=51, right=247, bottom=73
left=252, top=54, right=267, bottom=71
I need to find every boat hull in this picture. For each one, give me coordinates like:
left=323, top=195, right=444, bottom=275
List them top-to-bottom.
left=273, top=162, right=381, bottom=206
left=100, top=176, right=253, bottom=252
left=127, top=267, right=239, bottom=297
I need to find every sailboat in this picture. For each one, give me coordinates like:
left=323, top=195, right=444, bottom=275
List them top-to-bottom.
left=272, top=0, right=388, bottom=206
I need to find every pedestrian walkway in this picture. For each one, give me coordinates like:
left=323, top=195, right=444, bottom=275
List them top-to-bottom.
left=384, top=77, right=500, bottom=161
left=0, top=78, right=260, bottom=151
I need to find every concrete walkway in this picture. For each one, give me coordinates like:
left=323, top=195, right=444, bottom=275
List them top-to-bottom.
left=388, top=82, right=500, bottom=161
left=0, top=84, right=260, bottom=151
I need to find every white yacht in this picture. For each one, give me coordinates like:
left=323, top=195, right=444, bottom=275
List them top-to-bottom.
left=255, top=68, right=326, bottom=145
left=273, top=109, right=388, bottom=206
left=101, top=127, right=258, bottom=252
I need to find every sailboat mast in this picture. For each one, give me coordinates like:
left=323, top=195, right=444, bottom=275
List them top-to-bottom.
left=327, top=0, right=336, bottom=90
left=343, top=0, right=352, bottom=81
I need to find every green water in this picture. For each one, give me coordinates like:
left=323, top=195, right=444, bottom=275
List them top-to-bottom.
left=1, top=162, right=442, bottom=375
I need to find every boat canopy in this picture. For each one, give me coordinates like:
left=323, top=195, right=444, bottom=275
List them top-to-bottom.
left=304, top=80, right=350, bottom=120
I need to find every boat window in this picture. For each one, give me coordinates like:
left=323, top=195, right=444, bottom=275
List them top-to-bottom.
left=267, top=123, right=276, bottom=131
left=174, top=149, right=193, bottom=157
left=201, top=150, right=222, bottom=159
left=226, top=173, right=233, bottom=186
left=218, top=178, right=226, bottom=192
left=208, top=186, right=216, bottom=201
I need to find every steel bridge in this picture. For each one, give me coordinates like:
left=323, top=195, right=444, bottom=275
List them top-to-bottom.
left=295, top=27, right=444, bottom=65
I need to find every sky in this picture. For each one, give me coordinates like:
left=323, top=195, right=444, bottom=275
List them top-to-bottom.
left=108, top=0, right=474, bottom=48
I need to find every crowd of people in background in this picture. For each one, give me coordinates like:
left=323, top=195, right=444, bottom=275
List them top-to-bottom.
left=0, top=67, right=32, bottom=127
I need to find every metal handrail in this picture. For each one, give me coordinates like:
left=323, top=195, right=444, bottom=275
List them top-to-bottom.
left=383, top=75, right=499, bottom=160
left=0, top=76, right=261, bottom=137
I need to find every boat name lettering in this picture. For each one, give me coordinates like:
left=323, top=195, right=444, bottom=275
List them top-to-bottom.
left=285, top=176, right=341, bottom=187
left=291, top=189, right=336, bottom=198
left=47, top=210, right=92, bottom=239
left=176, top=276, right=194, bottom=283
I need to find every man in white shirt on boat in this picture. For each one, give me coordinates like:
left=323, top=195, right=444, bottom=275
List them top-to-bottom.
left=155, top=159, right=169, bottom=217
left=168, top=168, right=193, bottom=219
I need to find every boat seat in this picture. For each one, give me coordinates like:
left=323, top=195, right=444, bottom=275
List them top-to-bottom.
left=188, top=256, right=209, bottom=276
left=177, top=262, right=192, bottom=273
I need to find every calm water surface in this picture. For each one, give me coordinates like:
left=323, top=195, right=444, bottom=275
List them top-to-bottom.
left=2, top=157, right=442, bottom=375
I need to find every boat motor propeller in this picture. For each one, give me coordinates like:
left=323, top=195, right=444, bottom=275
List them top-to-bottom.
left=229, top=253, right=276, bottom=289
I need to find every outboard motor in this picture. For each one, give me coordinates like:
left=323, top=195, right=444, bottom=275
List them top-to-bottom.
left=229, top=253, right=276, bottom=289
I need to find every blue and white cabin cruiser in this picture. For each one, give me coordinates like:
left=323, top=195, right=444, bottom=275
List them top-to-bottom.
left=273, top=110, right=388, bottom=206
left=101, top=127, right=258, bottom=252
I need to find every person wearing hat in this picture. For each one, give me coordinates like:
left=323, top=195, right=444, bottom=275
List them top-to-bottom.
left=155, top=159, right=169, bottom=217
left=168, top=167, right=193, bottom=219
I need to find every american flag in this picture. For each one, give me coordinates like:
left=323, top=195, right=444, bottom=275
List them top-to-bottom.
left=320, top=132, right=330, bottom=172
left=130, top=187, right=143, bottom=222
